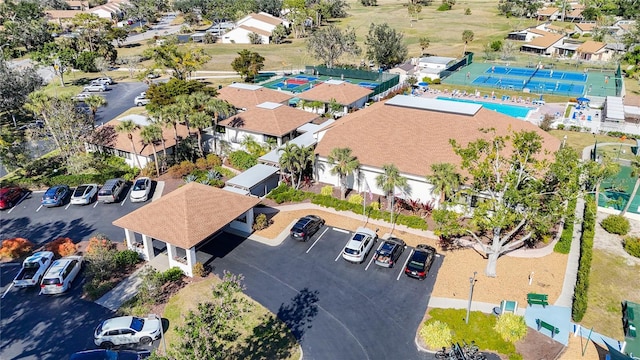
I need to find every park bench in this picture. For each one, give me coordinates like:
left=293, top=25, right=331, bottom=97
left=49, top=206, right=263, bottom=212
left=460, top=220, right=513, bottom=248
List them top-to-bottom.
left=527, top=293, right=549, bottom=307
left=536, top=319, right=560, bottom=338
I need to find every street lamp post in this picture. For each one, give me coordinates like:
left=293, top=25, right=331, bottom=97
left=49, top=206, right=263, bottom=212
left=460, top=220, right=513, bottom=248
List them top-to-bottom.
left=465, top=271, right=477, bottom=324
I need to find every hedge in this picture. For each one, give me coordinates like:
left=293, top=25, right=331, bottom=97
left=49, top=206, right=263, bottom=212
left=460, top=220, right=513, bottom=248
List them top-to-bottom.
left=572, top=196, right=595, bottom=322
left=554, top=198, right=577, bottom=254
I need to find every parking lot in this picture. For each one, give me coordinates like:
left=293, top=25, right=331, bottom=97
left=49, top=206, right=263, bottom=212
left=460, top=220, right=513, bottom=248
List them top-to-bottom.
left=88, top=81, right=148, bottom=126
left=200, top=223, right=442, bottom=360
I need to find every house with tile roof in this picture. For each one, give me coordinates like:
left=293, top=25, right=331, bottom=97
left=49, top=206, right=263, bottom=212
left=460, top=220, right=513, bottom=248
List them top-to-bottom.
left=564, top=4, right=585, bottom=22
left=536, top=7, right=559, bottom=20
left=45, top=10, right=83, bottom=24
left=221, top=12, right=289, bottom=44
left=574, top=22, right=596, bottom=35
left=520, top=30, right=565, bottom=55
left=576, top=40, right=611, bottom=61
left=297, top=80, right=373, bottom=116
left=216, top=83, right=292, bottom=110
left=313, top=96, right=561, bottom=205
left=217, top=101, right=319, bottom=151
left=86, top=114, right=189, bottom=169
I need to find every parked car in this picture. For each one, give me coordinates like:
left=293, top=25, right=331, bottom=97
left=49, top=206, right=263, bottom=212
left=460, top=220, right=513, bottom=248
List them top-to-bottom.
left=146, top=72, right=160, bottom=79
left=93, top=77, right=113, bottom=85
left=83, top=83, right=108, bottom=92
left=134, top=92, right=150, bottom=106
left=73, top=93, right=92, bottom=102
left=130, top=177, right=151, bottom=202
left=98, top=178, right=125, bottom=203
left=70, top=184, right=99, bottom=205
left=41, top=185, right=71, bottom=207
left=0, top=186, right=24, bottom=209
left=289, top=215, right=325, bottom=241
left=342, top=227, right=378, bottom=263
left=373, top=237, right=406, bottom=268
left=404, top=244, right=436, bottom=280
left=13, top=251, right=54, bottom=288
left=40, top=255, right=83, bottom=294
left=94, top=315, right=163, bottom=348
left=70, top=349, right=151, bottom=360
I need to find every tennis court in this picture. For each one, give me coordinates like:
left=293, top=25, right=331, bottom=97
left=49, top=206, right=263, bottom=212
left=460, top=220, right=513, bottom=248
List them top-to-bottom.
left=443, top=62, right=618, bottom=97
left=261, top=74, right=383, bottom=94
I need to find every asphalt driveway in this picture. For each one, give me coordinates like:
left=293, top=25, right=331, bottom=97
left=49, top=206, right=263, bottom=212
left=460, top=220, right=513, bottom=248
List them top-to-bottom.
left=199, top=227, right=442, bottom=360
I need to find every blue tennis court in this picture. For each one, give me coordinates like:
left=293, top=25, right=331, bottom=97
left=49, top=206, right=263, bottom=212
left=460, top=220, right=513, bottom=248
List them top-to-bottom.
left=485, top=66, right=587, bottom=83
left=487, top=67, right=535, bottom=77
left=295, top=75, right=319, bottom=81
left=527, top=80, right=584, bottom=95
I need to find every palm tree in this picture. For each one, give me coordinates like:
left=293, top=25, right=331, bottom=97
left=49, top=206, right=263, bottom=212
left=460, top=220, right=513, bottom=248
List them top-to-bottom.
left=419, top=36, right=430, bottom=56
left=175, top=94, right=193, bottom=135
left=84, top=95, right=107, bottom=123
left=204, top=98, right=235, bottom=155
left=147, top=107, right=169, bottom=160
left=188, top=112, right=212, bottom=156
left=115, top=119, right=142, bottom=169
left=139, top=124, right=163, bottom=177
left=279, top=143, right=300, bottom=188
left=295, top=145, right=315, bottom=188
left=327, top=147, right=360, bottom=200
left=622, top=157, right=640, bottom=216
left=376, top=163, right=408, bottom=211
left=426, top=163, right=463, bottom=206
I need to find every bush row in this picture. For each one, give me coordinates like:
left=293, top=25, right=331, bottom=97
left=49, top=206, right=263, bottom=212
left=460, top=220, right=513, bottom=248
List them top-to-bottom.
left=267, top=185, right=428, bottom=230
left=572, top=196, right=596, bottom=322
left=554, top=198, right=577, bottom=254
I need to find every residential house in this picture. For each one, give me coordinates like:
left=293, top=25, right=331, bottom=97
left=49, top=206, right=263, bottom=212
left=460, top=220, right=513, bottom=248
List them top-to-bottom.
left=65, top=1, right=88, bottom=10
left=89, top=1, right=123, bottom=20
left=564, top=4, right=585, bottom=22
left=536, top=7, right=560, bottom=21
left=45, top=10, right=83, bottom=25
left=221, top=12, right=289, bottom=44
left=574, top=22, right=596, bottom=35
left=520, top=30, right=565, bottom=55
left=576, top=40, right=612, bottom=62
left=415, top=56, right=457, bottom=81
left=389, top=61, right=416, bottom=84
left=296, top=80, right=373, bottom=116
left=216, top=83, right=292, bottom=110
left=313, top=95, right=561, bottom=206
left=217, top=101, right=319, bottom=150
left=86, top=114, right=189, bottom=169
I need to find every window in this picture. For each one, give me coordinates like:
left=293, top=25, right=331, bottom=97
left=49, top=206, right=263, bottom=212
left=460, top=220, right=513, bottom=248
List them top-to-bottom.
left=216, top=125, right=226, bottom=133
left=264, top=134, right=277, bottom=144
left=106, top=330, right=119, bottom=336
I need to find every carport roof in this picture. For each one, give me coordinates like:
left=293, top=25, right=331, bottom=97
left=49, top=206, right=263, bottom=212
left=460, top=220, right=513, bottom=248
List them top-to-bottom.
left=226, top=163, right=279, bottom=191
left=112, top=182, right=260, bottom=249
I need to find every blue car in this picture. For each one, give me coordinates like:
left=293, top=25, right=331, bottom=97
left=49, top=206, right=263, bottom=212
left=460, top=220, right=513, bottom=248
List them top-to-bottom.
left=41, top=185, right=70, bottom=207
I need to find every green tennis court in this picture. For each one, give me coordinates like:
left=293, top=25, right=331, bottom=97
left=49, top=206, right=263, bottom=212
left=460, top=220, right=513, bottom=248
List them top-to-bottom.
left=599, top=165, right=640, bottom=214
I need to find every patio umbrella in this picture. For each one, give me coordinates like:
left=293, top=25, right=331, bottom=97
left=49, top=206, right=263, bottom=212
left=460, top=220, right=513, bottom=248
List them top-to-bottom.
left=418, top=82, right=428, bottom=87
left=577, top=97, right=590, bottom=103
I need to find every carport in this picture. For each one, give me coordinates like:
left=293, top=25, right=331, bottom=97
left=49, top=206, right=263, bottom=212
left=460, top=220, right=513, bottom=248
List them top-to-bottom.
left=224, top=163, right=279, bottom=197
left=112, top=182, right=260, bottom=276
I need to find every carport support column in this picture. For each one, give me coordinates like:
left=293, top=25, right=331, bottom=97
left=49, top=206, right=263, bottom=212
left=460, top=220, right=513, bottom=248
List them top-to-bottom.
left=246, top=209, right=254, bottom=233
left=124, top=228, right=136, bottom=250
left=141, top=234, right=154, bottom=261
left=167, top=243, right=176, bottom=263
left=185, top=247, right=196, bottom=277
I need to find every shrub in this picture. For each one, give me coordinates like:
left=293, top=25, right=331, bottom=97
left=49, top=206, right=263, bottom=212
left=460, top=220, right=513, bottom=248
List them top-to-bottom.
left=437, top=3, right=451, bottom=10
left=464, top=7, right=471, bottom=15
left=557, top=124, right=565, bottom=130
left=229, top=150, right=258, bottom=170
left=206, top=154, right=222, bottom=168
left=195, top=157, right=208, bottom=170
left=168, top=161, right=196, bottom=178
left=48, top=174, right=109, bottom=187
left=267, top=184, right=310, bottom=203
left=321, top=185, right=334, bottom=196
left=348, top=194, right=363, bottom=205
left=572, top=197, right=595, bottom=322
left=555, top=198, right=577, bottom=254
left=370, top=201, right=380, bottom=210
left=253, top=213, right=270, bottom=231
left=601, top=215, right=630, bottom=235
left=85, top=234, right=117, bottom=282
left=86, top=234, right=115, bottom=254
left=623, top=236, right=640, bottom=258
left=45, top=237, right=77, bottom=257
left=0, top=238, right=34, bottom=259
left=114, top=250, right=140, bottom=268
left=193, top=262, right=207, bottom=277
left=162, top=267, right=184, bottom=283
left=83, top=278, right=115, bottom=300
left=494, top=313, right=527, bottom=343
left=420, top=320, right=452, bottom=349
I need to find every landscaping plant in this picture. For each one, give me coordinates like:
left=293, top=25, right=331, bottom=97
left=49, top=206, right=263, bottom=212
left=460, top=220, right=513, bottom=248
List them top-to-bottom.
left=572, top=197, right=596, bottom=321
left=554, top=198, right=577, bottom=254
left=601, top=214, right=630, bottom=235
left=623, top=236, right=640, bottom=258
left=44, top=237, right=77, bottom=257
left=0, top=238, right=34, bottom=259
left=493, top=313, right=527, bottom=343
left=420, top=320, right=452, bottom=349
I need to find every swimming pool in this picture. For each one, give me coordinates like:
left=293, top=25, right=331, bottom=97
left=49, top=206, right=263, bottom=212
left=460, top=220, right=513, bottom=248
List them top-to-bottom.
left=436, top=97, right=533, bottom=119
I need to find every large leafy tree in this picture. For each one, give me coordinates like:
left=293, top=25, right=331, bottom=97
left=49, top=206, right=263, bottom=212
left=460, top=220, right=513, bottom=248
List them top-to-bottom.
left=0, top=0, right=52, bottom=54
left=123, top=0, right=168, bottom=24
left=70, top=13, right=112, bottom=52
left=365, top=23, right=408, bottom=68
left=306, top=26, right=361, bottom=68
left=144, top=41, right=211, bottom=80
left=31, top=42, right=75, bottom=86
left=231, top=49, right=265, bottom=82
left=0, top=59, right=43, bottom=116
left=146, top=78, right=216, bottom=108
left=84, top=95, right=107, bottom=122
left=115, top=119, right=143, bottom=169
left=448, top=130, right=580, bottom=277
left=327, top=147, right=360, bottom=200
left=375, top=163, right=408, bottom=211
left=426, top=163, right=463, bottom=206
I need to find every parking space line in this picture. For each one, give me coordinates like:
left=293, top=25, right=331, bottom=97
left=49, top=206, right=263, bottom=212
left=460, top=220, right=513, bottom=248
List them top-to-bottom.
left=120, top=198, right=127, bottom=206
left=93, top=201, right=99, bottom=208
left=65, top=203, right=71, bottom=210
left=36, top=205, right=43, bottom=212
left=7, top=206, right=15, bottom=214
left=306, top=228, right=328, bottom=254
left=332, top=228, right=349, bottom=234
left=334, top=249, right=343, bottom=262
left=397, top=249, right=413, bottom=280
left=364, top=253, right=376, bottom=271
left=1, top=283, right=14, bottom=299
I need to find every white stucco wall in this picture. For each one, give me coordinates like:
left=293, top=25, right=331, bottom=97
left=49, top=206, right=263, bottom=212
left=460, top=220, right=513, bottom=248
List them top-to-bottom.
left=222, top=28, right=270, bottom=44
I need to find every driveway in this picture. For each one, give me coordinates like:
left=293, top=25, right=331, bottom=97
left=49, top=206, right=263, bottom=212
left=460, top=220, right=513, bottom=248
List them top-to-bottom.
left=91, top=82, right=148, bottom=126
left=199, top=227, right=442, bottom=360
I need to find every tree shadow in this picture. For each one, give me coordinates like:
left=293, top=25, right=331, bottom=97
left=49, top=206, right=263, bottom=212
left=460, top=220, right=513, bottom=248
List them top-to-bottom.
left=276, top=287, right=319, bottom=340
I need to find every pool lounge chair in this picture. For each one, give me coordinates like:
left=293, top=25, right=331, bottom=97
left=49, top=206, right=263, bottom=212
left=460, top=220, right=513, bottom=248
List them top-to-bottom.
left=572, top=112, right=577, bottom=120
left=587, top=115, right=592, bottom=121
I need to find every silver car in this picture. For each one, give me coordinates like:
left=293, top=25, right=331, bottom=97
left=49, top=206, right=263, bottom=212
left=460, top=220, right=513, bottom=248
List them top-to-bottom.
left=83, top=83, right=107, bottom=92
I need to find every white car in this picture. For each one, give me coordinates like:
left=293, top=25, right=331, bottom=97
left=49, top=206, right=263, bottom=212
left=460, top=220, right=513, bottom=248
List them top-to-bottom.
left=93, top=77, right=113, bottom=85
left=83, top=83, right=107, bottom=92
left=73, top=93, right=91, bottom=102
left=134, top=93, right=150, bottom=106
left=130, top=177, right=151, bottom=202
left=70, top=184, right=99, bottom=205
left=342, top=227, right=378, bottom=263
left=40, top=255, right=83, bottom=295
left=94, top=315, right=162, bottom=348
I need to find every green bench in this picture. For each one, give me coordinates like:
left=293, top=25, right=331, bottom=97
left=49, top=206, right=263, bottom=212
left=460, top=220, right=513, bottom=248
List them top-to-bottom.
left=527, top=293, right=549, bottom=307
left=536, top=319, right=560, bottom=338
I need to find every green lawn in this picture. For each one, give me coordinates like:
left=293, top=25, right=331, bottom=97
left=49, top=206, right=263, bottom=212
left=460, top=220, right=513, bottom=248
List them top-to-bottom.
left=549, top=130, right=635, bottom=156
left=162, top=276, right=301, bottom=360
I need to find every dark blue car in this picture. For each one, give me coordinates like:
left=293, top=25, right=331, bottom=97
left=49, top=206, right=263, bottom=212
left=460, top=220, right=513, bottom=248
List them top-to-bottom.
left=41, top=185, right=70, bottom=207
left=70, top=349, right=150, bottom=360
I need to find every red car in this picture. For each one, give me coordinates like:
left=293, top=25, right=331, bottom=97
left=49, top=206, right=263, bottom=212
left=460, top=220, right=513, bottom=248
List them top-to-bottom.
left=0, top=187, right=24, bottom=209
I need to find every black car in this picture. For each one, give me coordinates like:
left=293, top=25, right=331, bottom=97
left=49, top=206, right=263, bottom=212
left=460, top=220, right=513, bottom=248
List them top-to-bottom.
left=290, top=215, right=325, bottom=241
left=373, top=237, right=406, bottom=268
left=404, top=244, right=436, bottom=280
left=70, top=349, right=151, bottom=360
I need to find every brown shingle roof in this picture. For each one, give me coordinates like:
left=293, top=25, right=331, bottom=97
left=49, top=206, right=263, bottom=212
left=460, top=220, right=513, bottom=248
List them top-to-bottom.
left=537, top=7, right=559, bottom=16
left=46, top=10, right=82, bottom=19
left=248, top=12, right=283, bottom=26
left=576, top=23, right=596, bottom=31
left=237, top=25, right=272, bottom=37
left=527, top=32, right=565, bottom=49
left=577, top=40, right=606, bottom=54
left=298, top=82, right=373, bottom=106
left=217, top=85, right=292, bottom=109
left=314, top=97, right=561, bottom=178
left=219, top=104, right=319, bottom=137
left=95, top=117, right=189, bottom=156
left=112, top=183, right=260, bottom=249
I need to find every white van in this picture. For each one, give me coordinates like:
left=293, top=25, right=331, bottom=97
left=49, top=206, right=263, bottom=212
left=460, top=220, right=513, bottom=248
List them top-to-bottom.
left=40, top=256, right=83, bottom=295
